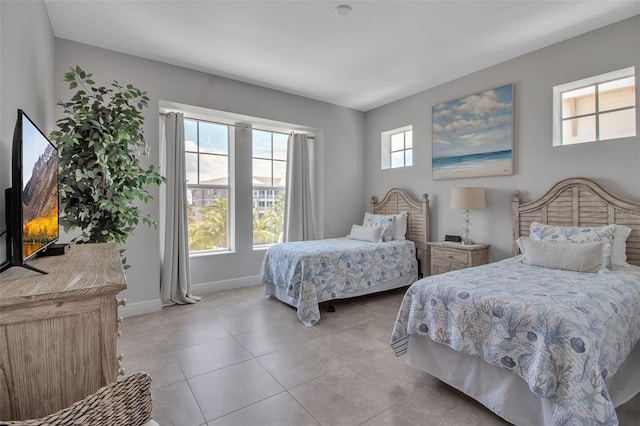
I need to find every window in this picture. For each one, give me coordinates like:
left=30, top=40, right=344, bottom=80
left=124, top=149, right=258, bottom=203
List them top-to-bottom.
left=553, top=67, right=636, bottom=146
left=179, top=108, right=304, bottom=255
left=185, top=118, right=231, bottom=252
left=381, top=125, right=413, bottom=169
left=252, top=130, right=288, bottom=246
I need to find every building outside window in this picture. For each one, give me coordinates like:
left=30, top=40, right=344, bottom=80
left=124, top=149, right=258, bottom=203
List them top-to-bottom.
left=553, top=67, right=636, bottom=146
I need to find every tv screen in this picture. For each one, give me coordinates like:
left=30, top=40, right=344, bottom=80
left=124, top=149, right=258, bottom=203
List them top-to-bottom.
left=19, top=111, right=59, bottom=261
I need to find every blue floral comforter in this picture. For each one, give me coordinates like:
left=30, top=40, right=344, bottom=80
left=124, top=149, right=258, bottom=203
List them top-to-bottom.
left=261, top=238, right=418, bottom=326
left=390, top=257, right=640, bottom=425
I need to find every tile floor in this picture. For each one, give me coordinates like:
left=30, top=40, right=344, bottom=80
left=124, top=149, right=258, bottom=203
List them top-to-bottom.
left=119, top=285, right=640, bottom=426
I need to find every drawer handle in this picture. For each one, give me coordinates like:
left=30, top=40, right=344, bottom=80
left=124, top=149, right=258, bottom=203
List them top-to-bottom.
left=448, top=255, right=454, bottom=259
left=117, top=298, right=127, bottom=307
left=117, top=316, right=124, bottom=324
left=117, top=330, right=122, bottom=337
left=118, top=353, right=124, bottom=361
left=118, top=367, right=126, bottom=376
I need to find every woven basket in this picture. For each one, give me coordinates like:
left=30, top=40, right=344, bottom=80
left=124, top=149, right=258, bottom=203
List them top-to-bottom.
left=1, top=372, right=153, bottom=426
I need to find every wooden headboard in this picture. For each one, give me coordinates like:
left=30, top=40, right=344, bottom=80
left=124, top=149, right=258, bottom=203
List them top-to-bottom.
left=513, top=178, right=640, bottom=266
left=371, top=188, right=430, bottom=277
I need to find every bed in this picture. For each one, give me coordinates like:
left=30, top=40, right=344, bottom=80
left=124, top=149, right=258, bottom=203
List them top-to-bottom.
left=390, top=178, right=640, bottom=426
left=261, top=188, right=429, bottom=326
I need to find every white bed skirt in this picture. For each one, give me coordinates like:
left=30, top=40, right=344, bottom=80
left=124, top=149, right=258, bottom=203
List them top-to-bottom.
left=265, top=274, right=416, bottom=310
left=407, top=336, right=640, bottom=426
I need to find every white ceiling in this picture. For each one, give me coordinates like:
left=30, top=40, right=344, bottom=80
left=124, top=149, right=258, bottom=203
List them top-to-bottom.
left=44, top=1, right=640, bottom=112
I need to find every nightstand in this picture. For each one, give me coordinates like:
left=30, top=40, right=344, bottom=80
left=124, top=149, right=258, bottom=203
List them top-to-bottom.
left=428, top=241, right=490, bottom=275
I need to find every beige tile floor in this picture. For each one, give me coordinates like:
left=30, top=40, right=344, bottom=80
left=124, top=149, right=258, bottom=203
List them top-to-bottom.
left=119, top=285, right=640, bottom=426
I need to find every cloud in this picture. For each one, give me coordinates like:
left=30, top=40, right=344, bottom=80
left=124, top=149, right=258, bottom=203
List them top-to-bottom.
left=455, top=89, right=510, bottom=117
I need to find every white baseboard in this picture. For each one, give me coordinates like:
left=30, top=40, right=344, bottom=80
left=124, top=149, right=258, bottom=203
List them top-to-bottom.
left=191, top=275, right=261, bottom=296
left=116, top=277, right=260, bottom=317
left=119, top=298, right=162, bottom=318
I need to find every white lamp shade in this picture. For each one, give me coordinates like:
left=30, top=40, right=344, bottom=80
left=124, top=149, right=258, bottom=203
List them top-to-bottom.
left=450, top=187, right=486, bottom=210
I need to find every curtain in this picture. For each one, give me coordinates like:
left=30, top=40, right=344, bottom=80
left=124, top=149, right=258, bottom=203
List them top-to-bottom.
left=159, top=112, right=200, bottom=305
left=284, top=133, right=316, bottom=242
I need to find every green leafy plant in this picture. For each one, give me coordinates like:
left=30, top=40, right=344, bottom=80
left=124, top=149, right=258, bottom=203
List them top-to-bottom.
left=50, top=66, right=166, bottom=247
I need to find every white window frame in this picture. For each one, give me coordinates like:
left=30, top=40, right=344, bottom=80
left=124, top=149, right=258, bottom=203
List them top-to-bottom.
left=553, top=66, right=636, bottom=147
left=185, top=118, right=235, bottom=255
left=381, top=125, right=413, bottom=169
left=251, top=128, right=288, bottom=249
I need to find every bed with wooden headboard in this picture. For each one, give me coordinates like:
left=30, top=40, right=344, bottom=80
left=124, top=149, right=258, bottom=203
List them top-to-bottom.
left=512, top=177, right=640, bottom=265
left=391, top=178, right=640, bottom=426
left=262, top=188, right=429, bottom=326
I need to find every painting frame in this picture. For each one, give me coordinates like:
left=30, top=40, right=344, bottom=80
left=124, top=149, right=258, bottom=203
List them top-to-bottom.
left=432, top=84, right=514, bottom=180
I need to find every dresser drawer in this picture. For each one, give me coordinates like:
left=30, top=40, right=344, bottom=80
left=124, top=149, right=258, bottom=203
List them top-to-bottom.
left=428, top=242, right=490, bottom=276
left=431, top=247, right=470, bottom=265
left=431, top=260, right=453, bottom=275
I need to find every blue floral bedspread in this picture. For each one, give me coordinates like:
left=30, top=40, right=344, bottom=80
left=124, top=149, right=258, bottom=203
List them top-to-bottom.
left=261, top=238, right=418, bottom=326
left=390, top=257, right=640, bottom=425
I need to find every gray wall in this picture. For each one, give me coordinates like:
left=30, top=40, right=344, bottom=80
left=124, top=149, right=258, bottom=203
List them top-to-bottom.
left=0, top=0, right=55, bottom=265
left=364, top=16, right=640, bottom=262
left=54, top=39, right=365, bottom=314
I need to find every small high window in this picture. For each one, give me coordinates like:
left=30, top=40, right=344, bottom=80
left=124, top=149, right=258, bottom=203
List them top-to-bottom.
left=553, top=67, right=636, bottom=146
left=381, top=125, right=413, bottom=169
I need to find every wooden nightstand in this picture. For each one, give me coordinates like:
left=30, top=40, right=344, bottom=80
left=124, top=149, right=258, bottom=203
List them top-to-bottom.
left=428, top=241, right=490, bottom=275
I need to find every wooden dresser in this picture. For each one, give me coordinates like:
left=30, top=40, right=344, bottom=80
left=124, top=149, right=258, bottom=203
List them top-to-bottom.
left=428, top=241, right=490, bottom=275
left=0, top=242, right=127, bottom=421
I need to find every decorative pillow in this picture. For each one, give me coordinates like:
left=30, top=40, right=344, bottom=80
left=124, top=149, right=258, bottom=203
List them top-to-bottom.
left=363, top=212, right=395, bottom=242
left=394, top=212, right=408, bottom=240
left=529, top=222, right=616, bottom=269
left=347, top=224, right=383, bottom=243
left=611, top=225, right=632, bottom=267
left=517, top=238, right=603, bottom=273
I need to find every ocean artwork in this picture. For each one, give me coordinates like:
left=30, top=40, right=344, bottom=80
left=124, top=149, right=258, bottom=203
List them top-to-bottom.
left=432, top=84, right=513, bottom=180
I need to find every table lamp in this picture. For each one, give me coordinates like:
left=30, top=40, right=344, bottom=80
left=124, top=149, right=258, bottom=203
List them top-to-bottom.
left=450, top=187, right=486, bottom=245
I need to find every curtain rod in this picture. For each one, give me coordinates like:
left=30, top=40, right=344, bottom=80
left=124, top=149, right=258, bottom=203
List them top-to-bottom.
left=160, top=112, right=314, bottom=139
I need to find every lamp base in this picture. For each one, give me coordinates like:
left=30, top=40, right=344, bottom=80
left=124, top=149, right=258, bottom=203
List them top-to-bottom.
left=461, top=239, right=475, bottom=245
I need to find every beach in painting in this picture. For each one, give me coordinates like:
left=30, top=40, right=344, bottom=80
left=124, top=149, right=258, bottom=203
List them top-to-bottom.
left=433, top=149, right=512, bottom=180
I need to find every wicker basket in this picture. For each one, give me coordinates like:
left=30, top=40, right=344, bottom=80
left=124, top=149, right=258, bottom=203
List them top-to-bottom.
left=1, top=372, right=153, bottom=426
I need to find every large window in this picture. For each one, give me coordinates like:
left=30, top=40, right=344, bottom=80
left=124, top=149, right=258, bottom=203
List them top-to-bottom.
left=553, top=67, right=636, bottom=146
left=183, top=114, right=296, bottom=254
left=185, top=118, right=231, bottom=252
left=381, top=125, right=413, bottom=169
left=252, top=130, right=287, bottom=246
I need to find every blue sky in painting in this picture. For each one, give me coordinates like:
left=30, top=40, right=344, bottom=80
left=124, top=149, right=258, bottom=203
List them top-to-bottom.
left=432, top=84, right=512, bottom=159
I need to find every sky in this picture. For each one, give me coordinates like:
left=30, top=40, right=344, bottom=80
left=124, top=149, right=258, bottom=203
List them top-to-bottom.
left=184, top=120, right=287, bottom=185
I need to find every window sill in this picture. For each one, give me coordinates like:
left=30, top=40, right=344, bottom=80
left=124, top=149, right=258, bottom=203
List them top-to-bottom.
left=189, top=249, right=235, bottom=258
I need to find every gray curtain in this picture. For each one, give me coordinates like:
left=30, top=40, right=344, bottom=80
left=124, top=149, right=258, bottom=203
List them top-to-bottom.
left=159, top=112, right=200, bottom=305
left=283, top=133, right=316, bottom=242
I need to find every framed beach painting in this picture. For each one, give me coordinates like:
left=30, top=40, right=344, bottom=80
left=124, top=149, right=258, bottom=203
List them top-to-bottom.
left=432, top=84, right=513, bottom=180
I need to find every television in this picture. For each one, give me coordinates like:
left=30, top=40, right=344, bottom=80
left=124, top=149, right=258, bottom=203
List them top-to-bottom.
left=1, top=109, right=59, bottom=274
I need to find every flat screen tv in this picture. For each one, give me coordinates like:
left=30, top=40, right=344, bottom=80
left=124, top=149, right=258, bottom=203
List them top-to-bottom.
left=1, top=109, right=59, bottom=274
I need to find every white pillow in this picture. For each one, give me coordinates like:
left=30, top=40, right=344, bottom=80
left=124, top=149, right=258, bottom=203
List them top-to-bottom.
left=393, top=212, right=408, bottom=240
left=362, top=213, right=395, bottom=242
left=529, top=222, right=615, bottom=270
left=347, top=224, right=383, bottom=242
left=611, top=225, right=632, bottom=267
left=517, top=238, right=603, bottom=273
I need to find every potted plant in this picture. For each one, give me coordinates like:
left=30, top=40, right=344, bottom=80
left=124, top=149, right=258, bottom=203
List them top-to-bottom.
left=50, top=66, right=165, bottom=260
